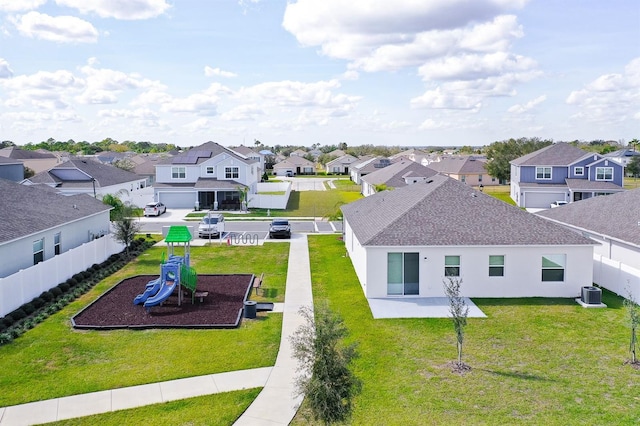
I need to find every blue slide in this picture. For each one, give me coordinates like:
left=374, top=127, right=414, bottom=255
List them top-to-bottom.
left=143, top=262, right=180, bottom=311
left=133, top=277, right=162, bottom=305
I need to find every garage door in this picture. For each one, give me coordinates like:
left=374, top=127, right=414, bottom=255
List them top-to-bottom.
left=158, top=191, right=197, bottom=209
left=524, top=191, right=566, bottom=209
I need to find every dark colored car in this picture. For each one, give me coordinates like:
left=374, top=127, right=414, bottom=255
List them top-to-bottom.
left=269, top=219, right=291, bottom=239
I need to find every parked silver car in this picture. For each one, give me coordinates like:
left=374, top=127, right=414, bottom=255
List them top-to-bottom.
left=198, top=213, right=225, bottom=238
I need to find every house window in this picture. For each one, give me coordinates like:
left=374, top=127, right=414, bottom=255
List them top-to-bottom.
left=206, top=166, right=214, bottom=175
left=332, top=166, right=340, bottom=173
left=574, top=166, right=584, bottom=176
left=172, top=167, right=186, bottom=179
left=225, top=167, right=239, bottom=179
left=536, top=167, right=552, bottom=180
left=595, top=167, right=613, bottom=181
left=461, top=175, right=466, bottom=183
left=478, top=175, right=483, bottom=182
left=54, top=233, right=61, bottom=256
left=33, top=238, right=44, bottom=265
left=387, top=252, right=419, bottom=295
left=542, top=254, right=565, bottom=282
left=444, top=255, right=460, bottom=277
left=489, top=255, right=504, bottom=277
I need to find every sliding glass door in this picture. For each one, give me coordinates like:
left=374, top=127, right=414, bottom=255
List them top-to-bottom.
left=387, top=252, right=419, bottom=296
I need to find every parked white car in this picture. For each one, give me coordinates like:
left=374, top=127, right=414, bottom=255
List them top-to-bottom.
left=550, top=201, right=568, bottom=208
left=144, top=202, right=166, bottom=216
left=198, top=213, right=225, bottom=238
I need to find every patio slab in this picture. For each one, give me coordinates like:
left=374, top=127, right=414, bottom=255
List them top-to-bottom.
left=367, top=297, right=486, bottom=319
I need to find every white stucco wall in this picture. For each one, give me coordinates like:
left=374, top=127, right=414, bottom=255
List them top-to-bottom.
left=0, top=211, right=111, bottom=279
left=343, top=220, right=368, bottom=293
left=345, top=232, right=594, bottom=299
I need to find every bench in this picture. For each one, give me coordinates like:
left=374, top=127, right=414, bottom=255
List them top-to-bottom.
left=252, top=273, right=264, bottom=296
left=194, top=291, right=209, bottom=303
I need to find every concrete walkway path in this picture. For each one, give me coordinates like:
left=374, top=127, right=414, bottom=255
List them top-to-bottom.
left=0, top=235, right=314, bottom=426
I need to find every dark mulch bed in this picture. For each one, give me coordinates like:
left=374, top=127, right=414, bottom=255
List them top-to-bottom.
left=72, top=274, right=254, bottom=329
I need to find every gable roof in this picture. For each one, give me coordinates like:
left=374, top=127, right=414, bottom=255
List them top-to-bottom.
left=162, top=141, right=256, bottom=166
left=510, top=142, right=590, bottom=166
left=230, top=145, right=260, bottom=157
left=0, top=147, right=56, bottom=160
left=326, top=154, right=358, bottom=166
left=0, top=156, right=22, bottom=166
left=274, top=156, right=315, bottom=168
left=426, top=156, right=488, bottom=174
left=28, top=157, right=142, bottom=188
left=361, top=160, right=438, bottom=188
left=342, top=174, right=594, bottom=247
left=0, top=178, right=111, bottom=244
left=537, top=188, right=640, bottom=246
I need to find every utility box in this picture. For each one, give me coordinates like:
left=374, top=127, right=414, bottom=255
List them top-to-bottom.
left=581, top=286, right=602, bottom=305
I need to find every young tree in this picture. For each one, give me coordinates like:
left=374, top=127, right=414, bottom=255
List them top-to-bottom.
left=485, top=137, right=553, bottom=182
left=627, top=156, right=640, bottom=179
left=111, top=204, right=141, bottom=255
left=443, top=277, right=470, bottom=371
left=623, top=289, right=640, bottom=365
left=290, top=303, right=361, bottom=424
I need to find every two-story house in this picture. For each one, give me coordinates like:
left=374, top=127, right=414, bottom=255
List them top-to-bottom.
left=153, top=141, right=259, bottom=210
left=510, top=142, right=625, bottom=209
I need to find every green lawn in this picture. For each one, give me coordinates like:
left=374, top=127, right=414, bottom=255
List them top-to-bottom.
left=478, top=184, right=517, bottom=205
left=292, top=235, right=640, bottom=425
left=0, top=243, right=288, bottom=407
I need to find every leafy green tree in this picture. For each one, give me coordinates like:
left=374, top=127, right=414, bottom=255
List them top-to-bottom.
left=485, top=137, right=553, bottom=182
left=627, top=156, right=640, bottom=178
left=113, top=158, right=135, bottom=172
left=23, top=167, right=35, bottom=179
left=102, top=193, right=125, bottom=220
left=111, top=203, right=141, bottom=255
left=443, top=277, right=470, bottom=372
left=291, top=303, right=361, bottom=424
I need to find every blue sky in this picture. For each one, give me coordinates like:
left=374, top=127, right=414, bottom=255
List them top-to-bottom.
left=0, top=0, right=638, bottom=148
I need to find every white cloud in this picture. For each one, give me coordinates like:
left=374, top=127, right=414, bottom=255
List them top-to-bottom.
left=0, top=0, right=47, bottom=12
left=55, top=0, right=171, bottom=20
left=12, top=11, right=98, bottom=43
left=418, top=52, right=536, bottom=81
left=566, top=57, right=640, bottom=124
left=0, top=58, right=13, bottom=78
left=75, top=61, right=160, bottom=104
left=204, top=66, right=237, bottom=78
left=237, top=79, right=361, bottom=109
left=160, top=93, right=219, bottom=115
left=508, top=95, right=546, bottom=114
left=221, top=104, right=265, bottom=121
left=98, top=108, right=158, bottom=119
left=183, top=118, right=212, bottom=132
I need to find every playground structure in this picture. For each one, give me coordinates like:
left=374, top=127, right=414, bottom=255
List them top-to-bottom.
left=133, top=226, right=201, bottom=311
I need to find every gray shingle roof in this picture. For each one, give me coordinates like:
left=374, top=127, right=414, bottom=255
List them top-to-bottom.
left=166, top=142, right=257, bottom=165
left=510, top=142, right=589, bottom=166
left=0, top=147, right=56, bottom=160
left=426, top=156, right=488, bottom=174
left=28, top=157, right=142, bottom=188
left=361, top=160, right=438, bottom=188
left=342, top=174, right=595, bottom=247
left=0, top=178, right=111, bottom=244
left=565, top=179, right=625, bottom=191
left=537, top=188, right=640, bottom=245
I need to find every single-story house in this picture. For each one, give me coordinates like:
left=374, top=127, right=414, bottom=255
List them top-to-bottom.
left=0, top=147, right=61, bottom=174
left=326, top=154, right=358, bottom=174
left=272, top=156, right=315, bottom=176
left=426, top=156, right=499, bottom=186
left=25, top=157, right=148, bottom=206
left=360, top=160, right=438, bottom=196
left=341, top=174, right=595, bottom=299
left=0, top=178, right=112, bottom=279
left=537, top=188, right=640, bottom=296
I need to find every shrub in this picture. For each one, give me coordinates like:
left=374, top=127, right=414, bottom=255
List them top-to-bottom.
left=72, top=273, right=84, bottom=282
left=67, top=278, right=78, bottom=287
left=58, top=282, right=70, bottom=292
left=50, top=287, right=63, bottom=297
left=40, top=291, right=54, bottom=302
left=31, top=297, right=45, bottom=309
left=22, top=303, right=35, bottom=315
left=9, top=308, right=26, bottom=322
left=1, top=317, right=13, bottom=328
left=0, top=333, right=13, bottom=345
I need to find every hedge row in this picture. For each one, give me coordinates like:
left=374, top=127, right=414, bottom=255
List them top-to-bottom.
left=0, top=237, right=154, bottom=346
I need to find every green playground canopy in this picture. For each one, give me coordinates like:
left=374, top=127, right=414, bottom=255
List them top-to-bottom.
left=165, top=225, right=192, bottom=243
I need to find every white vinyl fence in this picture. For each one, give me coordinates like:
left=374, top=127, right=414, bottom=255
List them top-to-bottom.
left=249, top=181, right=291, bottom=209
left=0, top=235, right=125, bottom=317
left=593, top=254, right=640, bottom=298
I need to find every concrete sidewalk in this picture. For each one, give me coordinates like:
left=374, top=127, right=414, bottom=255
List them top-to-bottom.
left=0, top=235, right=314, bottom=426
